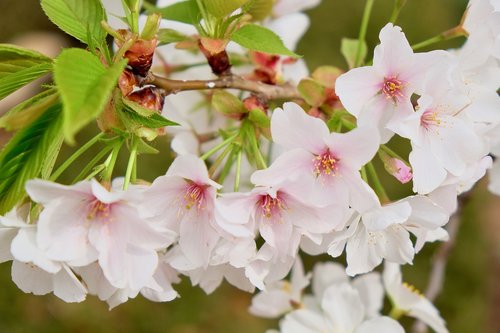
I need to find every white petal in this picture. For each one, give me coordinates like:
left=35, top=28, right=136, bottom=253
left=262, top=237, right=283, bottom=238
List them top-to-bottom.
left=270, top=102, right=329, bottom=153
left=410, top=145, right=447, bottom=194
left=179, top=215, right=220, bottom=268
left=11, top=260, right=53, bottom=296
left=53, top=265, right=87, bottom=303
left=352, top=273, right=384, bottom=318
left=322, top=284, right=364, bottom=332
left=355, top=317, right=405, bottom=333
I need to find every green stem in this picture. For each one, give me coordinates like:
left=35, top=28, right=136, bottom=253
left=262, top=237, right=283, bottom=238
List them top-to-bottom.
left=355, top=0, right=376, bottom=67
left=389, top=0, right=407, bottom=24
left=411, top=26, right=466, bottom=51
left=340, top=117, right=357, bottom=130
left=201, top=132, right=239, bottom=161
left=50, top=133, right=104, bottom=181
left=123, top=137, right=139, bottom=190
left=102, top=141, right=123, bottom=182
left=72, top=144, right=115, bottom=183
left=208, top=144, right=233, bottom=176
left=380, top=145, right=409, bottom=165
left=234, top=149, right=243, bottom=192
left=218, top=150, right=236, bottom=184
left=366, top=162, right=390, bottom=203
left=361, top=166, right=368, bottom=183
left=389, top=307, right=406, bottom=320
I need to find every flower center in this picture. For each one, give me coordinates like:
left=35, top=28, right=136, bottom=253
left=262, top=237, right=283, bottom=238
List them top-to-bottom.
left=382, top=77, right=405, bottom=102
left=420, top=109, right=442, bottom=130
left=313, top=150, right=338, bottom=178
left=183, top=183, right=207, bottom=211
left=259, top=193, right=287, bottom=221
left=87, top=199, right=112, bottom=220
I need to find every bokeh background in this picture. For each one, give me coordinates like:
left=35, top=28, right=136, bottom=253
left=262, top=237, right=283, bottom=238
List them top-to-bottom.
left=1, top=0, right=499, bottom=332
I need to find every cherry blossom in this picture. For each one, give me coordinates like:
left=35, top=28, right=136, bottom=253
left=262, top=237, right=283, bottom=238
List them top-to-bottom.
left=335, top=23, right=446, bottom=142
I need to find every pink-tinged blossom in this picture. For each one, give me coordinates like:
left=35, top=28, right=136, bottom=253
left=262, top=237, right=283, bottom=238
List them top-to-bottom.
left=335, top=23, right=446, bottom=142
left=393, top=65, right=487, bottom=194
left=266, top=102, right=379, bottom=211
left=142, top=154, right=225, bottom=269
left=217, top=163, right=350, bottom=263
left=26, top=179, right=174, bottom=291
left=328, top=195, right=449, bottom=276
left=1, top=208, right=87, bottom=303
left=384, top=263, right=449, bottom=333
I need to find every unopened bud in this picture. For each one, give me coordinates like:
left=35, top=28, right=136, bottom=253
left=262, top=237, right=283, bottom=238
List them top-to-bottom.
left=198, top=37, right=231, bottom=76
left=118, top=69, right=137, bottom=97
left=126, top=87, right=165, bottom=112
left=380, top=150, right=413, bottom=184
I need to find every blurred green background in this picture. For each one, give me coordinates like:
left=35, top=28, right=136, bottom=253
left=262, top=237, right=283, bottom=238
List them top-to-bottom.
left=2, top=0, right=499, bottom=332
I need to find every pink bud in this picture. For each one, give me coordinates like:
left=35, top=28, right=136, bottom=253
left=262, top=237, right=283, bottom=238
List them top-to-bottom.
left=387, top=158, right=413, bottom=184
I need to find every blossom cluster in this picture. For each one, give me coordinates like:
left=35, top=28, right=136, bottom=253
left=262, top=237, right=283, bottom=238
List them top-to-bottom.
left=1, top=0, right=499, bottom=332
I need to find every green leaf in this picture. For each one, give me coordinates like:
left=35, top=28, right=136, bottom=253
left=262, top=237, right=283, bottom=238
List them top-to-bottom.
left=40, top=0, right=107, bottom=44
left=146, top=0, right=201, bottom=25
left=202, top=0, right=250, bottom=18
left=244, top=0, right=274, bottom=21
left=231, top=24, right=300, bottom=58
left=157, top=29, right=189, bottom=46
left=341, top=38, right=367, bottom=69
left=0, top=44, right=53, bottom=101
left=54, top=48, right=127, bottom=144
left=298, top=79, right=326, bottom=107
left=0, top=88, right=59, bottom=131
left=211, top=90, right=246, bottom=115
left=121, top=98, right=179, bottom=129
left=0, top=104, right=63, bottom=214
left=248, top=108, right=270, bottom=128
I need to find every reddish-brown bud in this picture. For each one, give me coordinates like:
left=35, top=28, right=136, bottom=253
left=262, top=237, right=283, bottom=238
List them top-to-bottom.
left=116, top=30, right=158, bottom=77
left=198, top=37, right=231, bottom=76
left=118, top=69, right=137, bottom=97
left=126, top=86, right=165, bottom=112
left=243, top=95, right=268, bottom=114
left=97, top=98, right=123, bottom=133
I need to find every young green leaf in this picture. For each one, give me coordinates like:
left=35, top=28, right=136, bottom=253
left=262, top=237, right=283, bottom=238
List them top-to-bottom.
left=40, top=0, right=107, bottom=45
left=146, top=0, right=201, bottom=25
left=202, top=0, right=250, bottom=18
left=243, top=0, right=274, bottom=21
left=231, top=24, right=300, bottom=58
left=157, top=29, right=189, bottom=46
left=341, top=38, right=367, bottom=69
left=0, top=44, right=53, bottom=100
left=54, top=48, right=127, bottom=144
left=298, top=79, right=326, bottom=107
left=0, top=88, right=59, bottom=131
left=211, top=90, right=246, bottom=116
left=121, top=98, right=179, bottom=129
left=0, top=104, right=63, bottom=214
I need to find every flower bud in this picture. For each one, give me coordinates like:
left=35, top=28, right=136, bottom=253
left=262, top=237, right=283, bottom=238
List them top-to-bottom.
left=198, top=37, right=231, bottom=76
left=126, top=86, right=165, bottom=112
left=380, top=150, right=413, bottom=184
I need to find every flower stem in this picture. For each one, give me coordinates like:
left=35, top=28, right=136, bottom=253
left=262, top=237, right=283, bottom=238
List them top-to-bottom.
left=355, top=0, right=376, bottom=67
left=389, top=0, right=407, bottom=24
left=411, top=26, right=467, bottom=51
left=50, top=132, right=105, bottom=181
left=201, top=132, right=239, bottom=161
left=123, top=136, right=139, bottom=190
left=102, top=141, right=123, bottom=182
left=72, top=144, right=115, bottom=183
left=208, top=144, right=233, bottom=177
left=380, top=145, right=409, bottom=165
left=234, top=149, right=243, bottom=192
left=366, top=162, right=390, bottom=203
left=389, top=307, right=406, bottom=320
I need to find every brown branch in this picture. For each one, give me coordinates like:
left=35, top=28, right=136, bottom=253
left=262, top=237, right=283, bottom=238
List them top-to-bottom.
left=149, top=74, right=302, bottom=101
left=411, top=195, right=468, bottom=333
